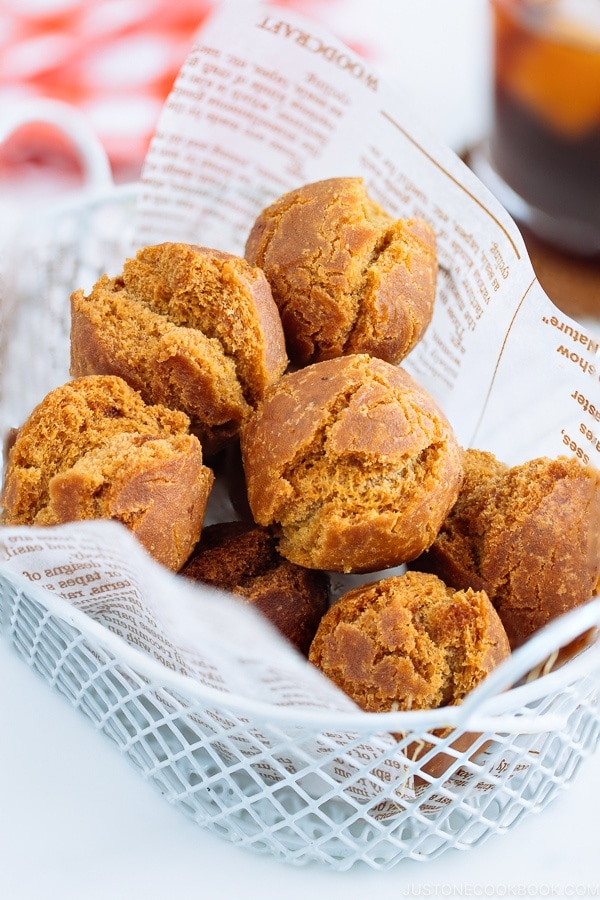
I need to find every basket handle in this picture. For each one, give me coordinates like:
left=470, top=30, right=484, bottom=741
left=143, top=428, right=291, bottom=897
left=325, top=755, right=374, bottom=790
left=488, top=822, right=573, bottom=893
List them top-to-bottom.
left=0, top=98, right=113, bottom=189
left=453, top=597, right=600, bottom=733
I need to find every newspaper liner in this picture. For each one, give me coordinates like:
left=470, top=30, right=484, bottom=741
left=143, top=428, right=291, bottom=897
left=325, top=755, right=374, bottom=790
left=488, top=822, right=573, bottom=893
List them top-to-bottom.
left=1, top=1, right=599, bottom=823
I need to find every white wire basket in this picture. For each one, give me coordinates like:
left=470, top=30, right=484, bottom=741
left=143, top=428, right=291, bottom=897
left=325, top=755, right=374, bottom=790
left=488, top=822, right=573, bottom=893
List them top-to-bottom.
left=1, top=114, right=600, bottom=870
left=0, top=180, right=139, bottom=445
left=1, top=563, right=600, bottom=870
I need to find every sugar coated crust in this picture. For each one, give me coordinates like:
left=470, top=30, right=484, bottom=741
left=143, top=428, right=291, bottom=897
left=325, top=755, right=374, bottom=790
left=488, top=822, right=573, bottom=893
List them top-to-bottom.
left=245, top=177, right=437, bottom=367
left=70, top=242, right=288, bottom=456
left=240, top=353, right=463, bottom=573
left=1, top=375, right=214, bottom=571
left=410, top=448, right=600, bottom=647
left=180, top=521, right=329, bottom=655
left=308, top=570, right=511, bottom=713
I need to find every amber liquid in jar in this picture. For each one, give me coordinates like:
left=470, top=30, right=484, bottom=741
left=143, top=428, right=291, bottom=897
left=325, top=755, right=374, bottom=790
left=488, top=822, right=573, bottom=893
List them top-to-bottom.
left=488, top=0, right=600, bottom=254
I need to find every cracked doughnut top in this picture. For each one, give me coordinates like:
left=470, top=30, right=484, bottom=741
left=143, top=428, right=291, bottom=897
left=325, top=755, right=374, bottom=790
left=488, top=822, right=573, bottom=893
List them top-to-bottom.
left=244, top=176, right=438, bottom=367
left=70, top=242, right=288, bottom=456
left=239, top=353, right=463, bottom=574
left=0, top=375, right=214, bottom=571
left=410, top=449, right=600, bottom=647
left=308, top=570, right=511, bottom=713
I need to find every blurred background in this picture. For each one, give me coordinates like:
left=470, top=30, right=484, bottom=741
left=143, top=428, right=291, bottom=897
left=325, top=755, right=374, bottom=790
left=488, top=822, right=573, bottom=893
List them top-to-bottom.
left=0, top=0, right=491, bottom=189
left=2, top=0, right=598, bottom=316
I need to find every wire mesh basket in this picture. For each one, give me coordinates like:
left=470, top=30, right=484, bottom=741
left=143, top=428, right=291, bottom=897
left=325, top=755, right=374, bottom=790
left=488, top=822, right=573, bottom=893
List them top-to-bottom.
left=1, top=172, right=600, bottom=871
left=0, top=180, right=139, bottom=445
left=1, top=563, right=600, bottom=870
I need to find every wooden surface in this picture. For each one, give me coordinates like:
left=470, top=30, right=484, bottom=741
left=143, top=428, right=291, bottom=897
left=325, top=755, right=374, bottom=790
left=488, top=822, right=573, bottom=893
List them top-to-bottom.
left=462, top=148, right=600, bottom=322
left=521, top=225, right=600, bottom=322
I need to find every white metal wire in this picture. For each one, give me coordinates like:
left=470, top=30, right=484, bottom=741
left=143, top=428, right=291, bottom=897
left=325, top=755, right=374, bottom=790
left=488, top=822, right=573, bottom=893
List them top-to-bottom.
left=1, top=184, right=600, bottom=870
left=1, top=567, right=600, bottom=870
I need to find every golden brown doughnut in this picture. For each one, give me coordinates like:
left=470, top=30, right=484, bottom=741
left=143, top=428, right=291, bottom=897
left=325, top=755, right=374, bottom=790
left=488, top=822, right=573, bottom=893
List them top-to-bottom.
left=245, top=177, right=437, bottom=367
left=70, top=242, right=288, bottom=456
left=239, top=353, right=463, bottom=573
left=1, top=375, right=214, bottom=571
left=410, top=449, right=600, bottom=647
left=180, top=521, right=329, bottom=655
left=308, top=570, right=511, bottom=713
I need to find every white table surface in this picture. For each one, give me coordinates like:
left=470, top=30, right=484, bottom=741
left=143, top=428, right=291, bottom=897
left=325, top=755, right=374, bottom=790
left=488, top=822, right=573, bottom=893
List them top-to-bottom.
left=2, top=2, right=599, bottom=896
left=1, top=636, right=599, bottom=900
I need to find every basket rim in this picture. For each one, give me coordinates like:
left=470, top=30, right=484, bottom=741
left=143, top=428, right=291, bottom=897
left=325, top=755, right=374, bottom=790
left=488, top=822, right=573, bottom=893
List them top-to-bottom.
left=35, top=178, right=137, bottom=217
left=6, top=180, right=138, bottom=254
left=2, top=565, right=600, bottom=735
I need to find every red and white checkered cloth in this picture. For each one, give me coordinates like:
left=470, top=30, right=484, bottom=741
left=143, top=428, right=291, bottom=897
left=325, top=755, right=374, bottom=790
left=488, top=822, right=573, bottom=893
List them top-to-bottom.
left=0, top=0, right=373, bottom=184
left=0, top=1, right=491, bottom=190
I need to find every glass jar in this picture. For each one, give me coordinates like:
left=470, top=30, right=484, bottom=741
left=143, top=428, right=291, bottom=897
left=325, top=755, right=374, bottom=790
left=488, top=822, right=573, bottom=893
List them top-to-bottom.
left=473, top=0, right=600, bottom=256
